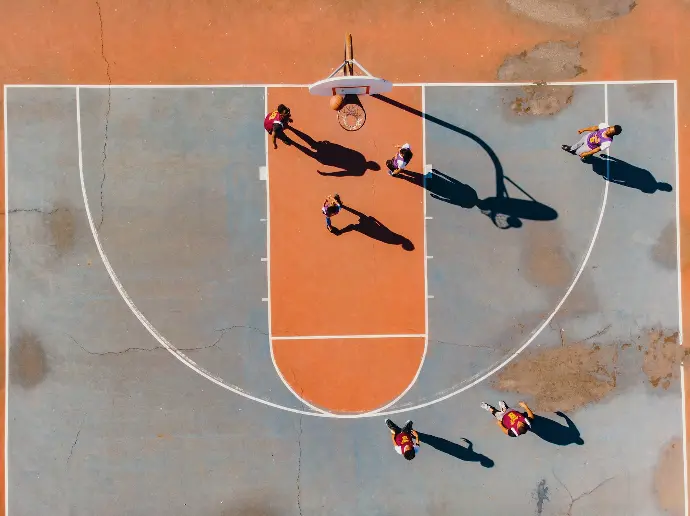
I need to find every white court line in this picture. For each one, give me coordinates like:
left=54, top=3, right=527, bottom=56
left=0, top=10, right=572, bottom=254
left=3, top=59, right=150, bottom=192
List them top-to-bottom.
left=4, top=80, right=676, bottom=89
left=673, top=80, right=688, bottom=516
left=3, top=83, right=9, bottom=516
left=75, top=83, right=615, bottom=418
left=367, top=83, right=433, bottom=416
left=261, top=87, right=327, bottom=414
left=272, top=334, right=426, bottom=341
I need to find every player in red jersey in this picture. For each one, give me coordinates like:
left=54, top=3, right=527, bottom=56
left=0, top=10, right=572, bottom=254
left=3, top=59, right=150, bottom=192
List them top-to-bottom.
left=264, top=104, right=292, bottom=149
left=481, top=400, right=534, bottom=437
left=385, top=419, right=420, bottom=460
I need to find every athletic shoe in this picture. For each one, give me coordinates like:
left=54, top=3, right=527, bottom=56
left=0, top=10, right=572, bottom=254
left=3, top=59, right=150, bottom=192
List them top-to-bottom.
left=499, top=401, right=508, bottom=412
left=480, top=402, right=492, bottom=412
left=385, top=419, right=396, bottom=431
left=402, top=420, right=413, bottom=432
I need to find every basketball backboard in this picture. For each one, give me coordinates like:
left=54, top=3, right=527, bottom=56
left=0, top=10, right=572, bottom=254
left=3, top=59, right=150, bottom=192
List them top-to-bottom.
left=309, top=75, right=393, bottom=97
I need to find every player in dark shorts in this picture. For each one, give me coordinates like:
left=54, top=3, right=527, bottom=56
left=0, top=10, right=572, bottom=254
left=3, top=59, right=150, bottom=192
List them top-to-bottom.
left=264, top=104, right=292, bottom=149
left=322, top=194, right=342, bottom=233
left=481, top=400, right=535, bottom=437
left=385, top=419, right=420, bottom=460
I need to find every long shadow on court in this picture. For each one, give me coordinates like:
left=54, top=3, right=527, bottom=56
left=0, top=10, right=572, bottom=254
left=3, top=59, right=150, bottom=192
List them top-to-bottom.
left=372, top=94, right=558, bottom=229
left=286, top=126, right=380, bottom=176
left=585, top=155, right=673, bottom=194
left=393, top=168, right=557, bottom=227
left=334, top=204, right=414, bottom=251
left=530, top=411, right=584, bottom=446
left=417, top=433, right=494, bottom=467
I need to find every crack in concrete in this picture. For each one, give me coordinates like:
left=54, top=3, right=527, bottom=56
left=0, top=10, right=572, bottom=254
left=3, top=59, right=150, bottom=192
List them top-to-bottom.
left=95, top=0, right=111, bottom=231
left=6, top=207, right=65, bottom=215
left=582, top=324, right=612, bottom=342
left=66, top=325, right=267, bottom=356
left=429, top=338, right=495, bottom=350
left=296, top=415, right=304, bottom=516
left=66, top=416, right=85, bottom=465
left=553, top=470, right=615, bottom=516
left=533, top=478, right=550, bottom=515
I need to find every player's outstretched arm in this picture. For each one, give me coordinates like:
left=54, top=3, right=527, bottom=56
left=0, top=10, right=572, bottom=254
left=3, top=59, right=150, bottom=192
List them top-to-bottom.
left=519, top=401, right=535, bottom=420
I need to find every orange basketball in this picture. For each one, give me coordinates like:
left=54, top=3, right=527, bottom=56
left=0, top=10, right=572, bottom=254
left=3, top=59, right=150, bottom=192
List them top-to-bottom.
left=330, top=94, right=344, bottom=111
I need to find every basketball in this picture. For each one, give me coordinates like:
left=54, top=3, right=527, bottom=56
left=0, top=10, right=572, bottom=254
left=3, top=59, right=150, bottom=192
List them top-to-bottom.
left=330, top=94, right=344, bottom=111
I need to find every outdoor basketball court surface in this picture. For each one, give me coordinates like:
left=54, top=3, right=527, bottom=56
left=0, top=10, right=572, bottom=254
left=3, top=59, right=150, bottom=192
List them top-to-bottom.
left=6, top=80, right=682, bottom=515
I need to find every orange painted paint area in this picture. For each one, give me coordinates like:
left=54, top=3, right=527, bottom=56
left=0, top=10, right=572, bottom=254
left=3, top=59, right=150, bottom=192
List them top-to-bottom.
left=267, top=86, right=425, bottom=337
left=272, top=337, right=424, bottom=413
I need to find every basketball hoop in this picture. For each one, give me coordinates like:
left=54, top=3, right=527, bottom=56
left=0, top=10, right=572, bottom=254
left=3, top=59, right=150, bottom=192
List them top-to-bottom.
left=309, top=34, right=392, bottom=132
left=338, top=96, right=366, bottom=131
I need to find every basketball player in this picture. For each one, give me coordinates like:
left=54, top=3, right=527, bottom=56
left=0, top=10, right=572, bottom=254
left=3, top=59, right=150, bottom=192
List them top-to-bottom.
left=264, top=104, right=292, bottom=149
left=562, top=123, right=622, bottom=161
left=386, top=143, right=413, bottom=176
left=322, top=194, right=342, bottom=233
left=481, top=400, right=534, bottom=437
left=385, top=419, right=420, bottom=460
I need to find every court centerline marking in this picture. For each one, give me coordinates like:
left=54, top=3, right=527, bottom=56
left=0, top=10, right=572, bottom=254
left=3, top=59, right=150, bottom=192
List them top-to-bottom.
left=5, top=80, right=676, bottom=89
left=673, top=80, right=688, bottom=516
left=69, top=82, right=630, bottom=418
left=3, top=83, right=9, bottom=516
left=262, top=87, right=327, bottom=414
left=272, top=334, right=426, bottom=341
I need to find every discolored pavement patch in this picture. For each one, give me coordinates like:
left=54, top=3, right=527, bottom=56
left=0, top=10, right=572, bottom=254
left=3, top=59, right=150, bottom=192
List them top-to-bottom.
left=503, top=0, right=637, bottom=27
left=493, top=327, right=685, bottom=411
left=9, top=329, right=48, bottom=389
left=654, top=437, right=684, bottom=516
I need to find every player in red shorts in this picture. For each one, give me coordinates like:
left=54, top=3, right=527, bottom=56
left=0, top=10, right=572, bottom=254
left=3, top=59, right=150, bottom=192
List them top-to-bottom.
left=264, top=104, right=292, bottom=149
left=481, top=400, right=534, bottom=437
left=385, top=419, right=420, bottom=460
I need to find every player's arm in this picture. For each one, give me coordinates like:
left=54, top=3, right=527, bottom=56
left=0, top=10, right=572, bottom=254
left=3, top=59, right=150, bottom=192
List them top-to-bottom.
left=578, top=125, right=599, bottom=134
left=272, top=130, right=278, bottom=149
left=579, top=147, right=600, bottom=159
left=519, top=401, right=535, bottom=420
left=495, top=419, right=509, bottom=434
left=411, top=430, right=420, bottom=445
left=389, top=432, right=397, bottom=445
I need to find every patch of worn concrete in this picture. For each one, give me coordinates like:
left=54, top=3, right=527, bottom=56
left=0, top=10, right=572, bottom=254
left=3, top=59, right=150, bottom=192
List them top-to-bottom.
left=504, top=0, right=637, bottom=27
left=498, top=41, right=583, bottom=117
left=498, top=41, right=584, bottom=82
left=509, top=85, right=574, bottom=116
left=43, top=201, right=76, bottom=257
left=521, top=220, right=573, bottom=288
left=652, top=220, right=678, bottom=270
left=493, top=327, right=685, bottom=411
left=9, top=329, right=48, bottom=388
left=641, top=329, right=682, bottom=390
left=653, top=437, right=684, bottom=516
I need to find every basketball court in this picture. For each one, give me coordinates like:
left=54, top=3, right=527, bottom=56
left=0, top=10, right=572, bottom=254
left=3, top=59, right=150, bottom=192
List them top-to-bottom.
left=4, top=27, right=684, bottom=511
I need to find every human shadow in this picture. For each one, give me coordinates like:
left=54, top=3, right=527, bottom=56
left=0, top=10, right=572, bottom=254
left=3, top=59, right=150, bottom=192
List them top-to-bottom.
left=372, top=94, right=558, bottom=229
left=286, top=126, right=380, bottom=176
left=586, top=155, right=673, bottom=194
left=393, top=168, right=557, bottom=228
left=335, top=205, right=414, bottom=251
left=530, top=411, right=584, bottom=446
left=417, top=433, right=494, bottom=467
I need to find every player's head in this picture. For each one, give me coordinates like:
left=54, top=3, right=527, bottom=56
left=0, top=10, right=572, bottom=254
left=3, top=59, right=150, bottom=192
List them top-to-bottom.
left=277, top=104, right=290, bottom=115
left=611, top=124, right=622, bottom=135
left=400, top=147, right=413, bottom=161
left=516, top=422, right=528, bottom=435
left=403, top=445, right=416, bottom=460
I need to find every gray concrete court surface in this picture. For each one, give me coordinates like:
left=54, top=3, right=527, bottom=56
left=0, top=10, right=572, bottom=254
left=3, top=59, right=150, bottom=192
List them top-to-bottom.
left=6, top=83, right=683, bottom=515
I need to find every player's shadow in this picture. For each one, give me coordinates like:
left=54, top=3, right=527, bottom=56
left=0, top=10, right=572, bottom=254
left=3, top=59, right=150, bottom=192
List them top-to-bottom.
left=372, top=94, right=558, bottom=229
left=286, top=126, right=380, bottom=176
left=585, top=155, right=673, bottom=194
left=393, top=168, right=557, bottom=228
left=335, top=205, right=414, bottom=251
left=530, top=411, right=584, bottom=446
left=417, top=433, right=494, bottom=467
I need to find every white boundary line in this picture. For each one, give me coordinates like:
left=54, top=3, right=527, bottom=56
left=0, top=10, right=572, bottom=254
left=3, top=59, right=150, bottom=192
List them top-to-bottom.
left=4, top=80, right=676, bottom=89
left=673, top=80, right=688, bottom=516
left=68, top=82, right=626, bottom=418
left=3, top=83, right=8, bottom=516
left=262, top=87, right=327, bottom=414
left=272, top=333, right=426, bottom=341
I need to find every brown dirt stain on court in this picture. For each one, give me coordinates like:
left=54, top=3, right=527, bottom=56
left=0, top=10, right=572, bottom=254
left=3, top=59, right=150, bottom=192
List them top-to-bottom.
left=503, top=0, right=637, bottom=27
left=44, top=202, right=76, bottom=257
left=652, top=220, right=680, bottom=270
left=494, top=327, right=686, bottom=412
left=9, top=329, right=48, bottom=389
left=654, top=437, right=685, bottom=516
